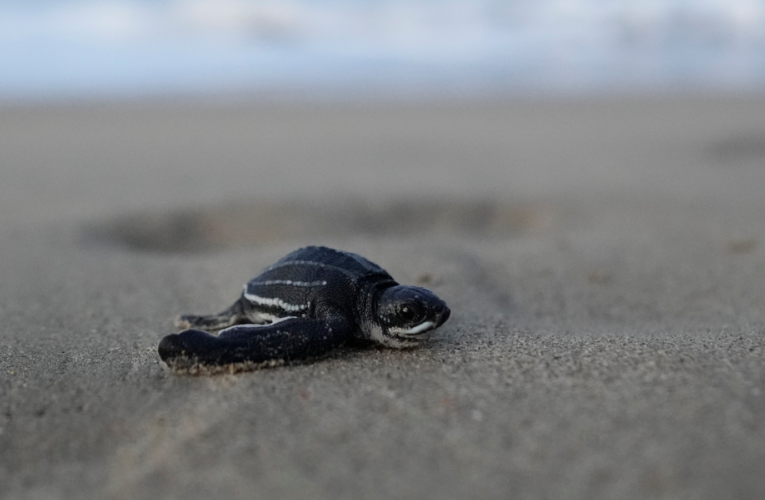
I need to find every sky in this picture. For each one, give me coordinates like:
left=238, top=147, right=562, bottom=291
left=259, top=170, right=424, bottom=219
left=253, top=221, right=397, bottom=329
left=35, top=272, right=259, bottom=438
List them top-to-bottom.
left=2, top=0, right=765, bottom=100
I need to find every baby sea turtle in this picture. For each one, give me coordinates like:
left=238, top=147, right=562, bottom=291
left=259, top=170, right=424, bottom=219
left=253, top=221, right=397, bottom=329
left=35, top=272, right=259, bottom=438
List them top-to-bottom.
left=158, top=246, right=450, bottom=374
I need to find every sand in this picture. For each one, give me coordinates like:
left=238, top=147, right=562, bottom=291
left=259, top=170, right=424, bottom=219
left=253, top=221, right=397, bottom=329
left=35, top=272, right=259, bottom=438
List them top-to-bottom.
left=1, top=94, right=765, bottom=499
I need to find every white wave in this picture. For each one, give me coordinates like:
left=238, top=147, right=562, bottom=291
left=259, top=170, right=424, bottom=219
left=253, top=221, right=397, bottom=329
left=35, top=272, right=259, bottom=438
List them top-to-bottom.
left=1, top=0, right=765, bottom=98
left=3, top=0, right=764, bottom=47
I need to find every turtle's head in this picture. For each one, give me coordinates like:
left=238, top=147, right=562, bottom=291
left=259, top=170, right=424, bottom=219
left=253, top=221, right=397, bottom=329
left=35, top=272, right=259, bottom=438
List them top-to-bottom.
left=372, top=285, right=450, bottom=347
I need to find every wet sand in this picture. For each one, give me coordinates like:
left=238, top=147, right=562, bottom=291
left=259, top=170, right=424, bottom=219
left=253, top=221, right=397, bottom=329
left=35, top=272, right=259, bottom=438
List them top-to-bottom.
left=2, top=95, right=765, bottom=499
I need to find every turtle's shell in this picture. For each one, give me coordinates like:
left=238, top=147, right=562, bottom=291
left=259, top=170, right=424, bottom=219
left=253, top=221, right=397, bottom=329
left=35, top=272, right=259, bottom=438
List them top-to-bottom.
left=243, top=246, right=396, bottom=315
left=266, top=246, right=392, bottom=281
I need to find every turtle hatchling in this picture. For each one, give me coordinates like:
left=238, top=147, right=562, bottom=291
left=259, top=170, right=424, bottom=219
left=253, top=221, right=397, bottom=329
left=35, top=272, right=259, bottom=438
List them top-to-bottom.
left=158, top=246, right=451, bottom=374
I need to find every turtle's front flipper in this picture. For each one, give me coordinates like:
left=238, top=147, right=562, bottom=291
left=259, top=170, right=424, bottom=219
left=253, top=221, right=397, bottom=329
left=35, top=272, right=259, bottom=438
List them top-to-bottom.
left=174, top=295, right=249, bottom=331
left=158, top=316, right=353, bottom=374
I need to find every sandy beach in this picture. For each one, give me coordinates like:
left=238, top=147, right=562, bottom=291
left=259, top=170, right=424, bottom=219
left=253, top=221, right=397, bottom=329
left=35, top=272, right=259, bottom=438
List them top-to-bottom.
left=2, top=94, right=765, bottom=499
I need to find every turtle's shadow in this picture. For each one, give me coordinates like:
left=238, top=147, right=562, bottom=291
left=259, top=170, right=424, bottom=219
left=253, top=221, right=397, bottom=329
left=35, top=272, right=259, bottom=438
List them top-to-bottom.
left=82, top=198, right=553, bottom=254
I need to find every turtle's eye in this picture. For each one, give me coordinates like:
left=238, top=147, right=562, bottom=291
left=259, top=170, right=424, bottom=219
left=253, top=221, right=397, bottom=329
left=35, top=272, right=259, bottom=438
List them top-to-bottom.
left=398, top=303, right=421, bottom=323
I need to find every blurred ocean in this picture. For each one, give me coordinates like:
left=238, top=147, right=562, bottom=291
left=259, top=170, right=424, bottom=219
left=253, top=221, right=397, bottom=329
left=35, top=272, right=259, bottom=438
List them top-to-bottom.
left=2, top=0, right=765, bottom=100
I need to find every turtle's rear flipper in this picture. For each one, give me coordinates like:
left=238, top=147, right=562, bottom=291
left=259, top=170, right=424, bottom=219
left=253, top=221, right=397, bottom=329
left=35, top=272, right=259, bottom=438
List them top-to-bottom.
left=174, top=296, right=248, bottom=331
left=159, top=316, right=352, bottom=374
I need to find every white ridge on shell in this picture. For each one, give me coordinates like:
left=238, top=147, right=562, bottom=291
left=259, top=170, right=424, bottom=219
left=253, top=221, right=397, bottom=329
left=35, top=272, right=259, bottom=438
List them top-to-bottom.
left=250, top=280, right=327, bottom=287
left=244, top=288, right=308, bottom=312
left=217, top=315, right=297, bottom=336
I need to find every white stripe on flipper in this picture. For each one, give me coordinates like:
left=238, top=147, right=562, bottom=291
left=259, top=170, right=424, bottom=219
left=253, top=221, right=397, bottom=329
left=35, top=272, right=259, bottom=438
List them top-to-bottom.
left=249, top=280, right=327, bottom=287
left=243, top=289, right=308, bottom=312
left=255, top=313, right=295, bottom=324
left=217, top=315, right=297, bottom=335
left=265, top=315, right=297, bottom=325
left=217, top=316, right=298, bottom=338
